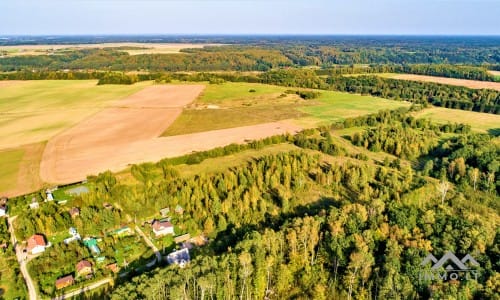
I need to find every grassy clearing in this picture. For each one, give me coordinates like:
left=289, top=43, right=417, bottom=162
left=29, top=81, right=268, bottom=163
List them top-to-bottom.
left=0, top=80, right=151, bottom=149
left=163, top=82, right=305, bottom=136
left=198, top=82, right=289, bottom=104
left=297, top=91, right=411, bottom=127
left=163, top=105, right=306, bottom=136
left=411, top=107, right=500, bottom=133
left=174, top=143, right=300, bottom=177
left=0, top=148, right=25, bottom=193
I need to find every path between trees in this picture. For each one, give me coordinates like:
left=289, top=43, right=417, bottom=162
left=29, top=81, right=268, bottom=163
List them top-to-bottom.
left=135, top=225, right=162, bottom=264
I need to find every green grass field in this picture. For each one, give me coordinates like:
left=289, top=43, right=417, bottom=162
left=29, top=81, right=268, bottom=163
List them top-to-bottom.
left=0, top=80, right=150, bottom=149
left=163, top=82, right=305, bottom=136
left=164, top=82, right=410, bottom=136
left=198, top=82, right=289, bottom=103
left=297, top=91, right=412, bottom=126
left=411, top=107, right=500, bottom=133
left=0, top=148, right=25, bottom=192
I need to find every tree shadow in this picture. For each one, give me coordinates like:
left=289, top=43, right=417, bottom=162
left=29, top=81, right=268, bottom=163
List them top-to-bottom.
left=487, top=128, right=500, bottom=137
left=212, top=195, right=340, bottom=254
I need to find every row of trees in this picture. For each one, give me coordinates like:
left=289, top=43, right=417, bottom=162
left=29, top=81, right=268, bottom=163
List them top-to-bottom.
left=317, top=64, right=498, bottom=81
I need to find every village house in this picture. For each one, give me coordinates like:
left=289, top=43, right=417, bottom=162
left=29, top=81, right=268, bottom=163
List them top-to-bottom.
left=45, top=189, right=55, bottom=201
left=0, top=197, right=7, bottom=217
left=29, top=198, right=39, bottom=210
left=103, top=202, right=113, bottom=210
left=174, top=204, right=184, bottom=215
left=0, top=205, right=6, bottom=217
left=69, top=207, right=80, bottom=218
left=159, top=207, right=170, bottom=218
left=152, top=220, right=174, bottom=237
left=64, top=227, right=81, bottom=244
left=174, top=233, right=191, bottom=244
left=27, top=234, right=47, bottom=254
left=167, top=248, right=190, bottom=268
left=76, top=260, right=93, bottom=277
left=106, top=263, right=119, bottom=273
left=55, top=275, right=74, bottom=290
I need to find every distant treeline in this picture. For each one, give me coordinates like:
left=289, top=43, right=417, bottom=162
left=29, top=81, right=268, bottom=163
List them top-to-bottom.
left=1, top=40, right=500, bottom=73
left=317, top=64, right=499, bottom=82
left=1, top=69, right=499, bottom=114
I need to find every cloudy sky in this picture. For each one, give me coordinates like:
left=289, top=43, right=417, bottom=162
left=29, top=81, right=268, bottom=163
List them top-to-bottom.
left=1, top=0, right=499, bottom=35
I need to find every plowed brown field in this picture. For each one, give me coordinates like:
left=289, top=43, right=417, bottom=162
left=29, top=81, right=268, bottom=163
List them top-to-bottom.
left=40, top=85, right=302, bottom=184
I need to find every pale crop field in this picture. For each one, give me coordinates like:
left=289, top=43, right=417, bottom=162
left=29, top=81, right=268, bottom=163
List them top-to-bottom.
left=0, top=43, right=220, bottom=56
left=0, top=80, right=151, bottom=149
left=411, top=107, right=500, bottom=133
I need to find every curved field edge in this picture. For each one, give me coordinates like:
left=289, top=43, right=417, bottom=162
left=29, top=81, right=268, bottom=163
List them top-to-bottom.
left=0, top=80, right=151, bottom=150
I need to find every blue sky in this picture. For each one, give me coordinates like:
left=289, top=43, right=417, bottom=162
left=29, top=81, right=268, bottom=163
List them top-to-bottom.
left=0, top=0, right=499, bottom=35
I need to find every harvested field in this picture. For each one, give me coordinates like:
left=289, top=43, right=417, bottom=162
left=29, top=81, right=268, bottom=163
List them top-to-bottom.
left=0, top=43, right=220, bottom=56
left=488, top=70, right=500, bottom=76
left=392, top=74, right=500, bottom=91
left=0, top=80, right=27, bottom=87
left=0, top=80, right=150, bottom=149
left=41, top=85, right=205, bottom=183
left=411, top=107, right=500, bottom=133
left=42, top=119, right=300, bottom=183
left=0, top=142, right=45, bottom=197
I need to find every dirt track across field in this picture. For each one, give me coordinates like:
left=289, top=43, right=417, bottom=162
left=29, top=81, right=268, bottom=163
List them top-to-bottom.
left=392, top=74, right=500, bottom=91
left=40, top=85, right=302, bottom=184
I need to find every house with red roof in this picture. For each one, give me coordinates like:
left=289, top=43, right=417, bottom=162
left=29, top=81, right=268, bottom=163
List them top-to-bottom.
left=152, top=219, right=174, bottom=237
left=27, top=234, right=47, bottom=254
left=76, top=260, right=93, bottom=277
left=55, top=275, right=74, bottom=290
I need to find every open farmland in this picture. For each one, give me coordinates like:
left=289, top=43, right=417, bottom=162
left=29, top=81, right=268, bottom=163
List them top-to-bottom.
left=0, top=43, right=219, bottom=56
left=391, top=74, right=500, bottom=91
left=0, top=80, right=150, bottom=149
left=163, top=82, right=306, bottom=136
left=40, top=85, right=205, bottom=183
left=297, top=91, right=412, bottom=127
left=411, top=107, right=500, bottom=133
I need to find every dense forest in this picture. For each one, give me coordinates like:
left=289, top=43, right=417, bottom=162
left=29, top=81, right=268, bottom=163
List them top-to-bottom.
left=1, top=35, right=500, bottom=73
left=10, top=107, right=499, bottom=299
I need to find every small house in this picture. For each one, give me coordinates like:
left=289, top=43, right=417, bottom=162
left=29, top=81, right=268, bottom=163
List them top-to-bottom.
left=46, top=190, right=54, bottom=201
left=29, top=198, right=39, bottom=210
left=103, top=202, right=113, bottom=210
left=0, top=205, right=6, bottom=217
left=174, top=205, right=184, bottom=215
left=69, top=207, right=80, bottom=218
left=160, top=207, right=170, bottom=217
left=152, top=220, right=174, bottom=237
left=113, top=226, right=132, bottom=236
left=174, top=233, right=191, bottom=244
left=27, top=234, right=47, bottom=254
left=83, top=238, right=101, bottom=255
left=167, top=248, right=190, bottom=268
left=76, top=260, right=93, bottom=277
left=106, top=263, right=119, bottom=273
left=55, top=275, right=74, bottom=290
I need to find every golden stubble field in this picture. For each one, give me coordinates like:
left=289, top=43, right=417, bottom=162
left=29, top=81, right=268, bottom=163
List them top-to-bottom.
left=0, top=43, right=221, bottom=56
left=392, top=74, right=500, bottom=91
